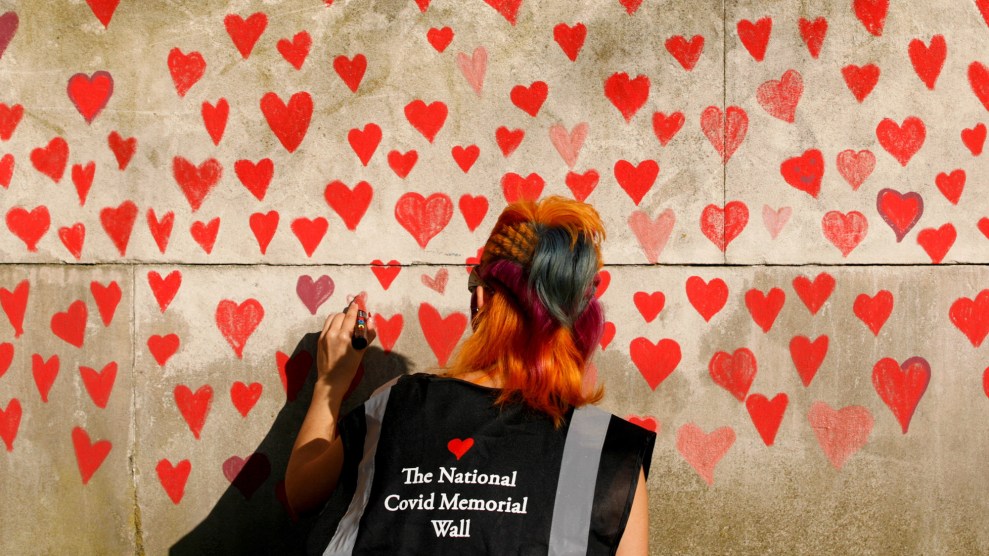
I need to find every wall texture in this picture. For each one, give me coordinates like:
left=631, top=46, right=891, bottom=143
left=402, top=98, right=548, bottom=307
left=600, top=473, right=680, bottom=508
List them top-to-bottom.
left=1, top=0, right=988, bottom=554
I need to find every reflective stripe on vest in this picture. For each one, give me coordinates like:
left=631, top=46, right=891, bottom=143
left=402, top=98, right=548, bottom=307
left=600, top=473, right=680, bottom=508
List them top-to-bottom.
left=323, top=385, right=393, bottom=556
left=548, top=405, right=611, bottom=556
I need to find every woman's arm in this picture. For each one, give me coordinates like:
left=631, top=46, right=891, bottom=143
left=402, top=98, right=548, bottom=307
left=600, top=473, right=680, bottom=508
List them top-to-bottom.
left=284, top=300, right=376, bottom=515
left=616, top=466, right=649, bottom=556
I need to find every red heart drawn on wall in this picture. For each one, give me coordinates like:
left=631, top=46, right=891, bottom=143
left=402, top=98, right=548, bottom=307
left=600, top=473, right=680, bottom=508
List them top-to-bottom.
left=85, top=0, right=119, bottom=27
left=482, top=0, right=521, bottom=25
left=618, top=0, right=642, bottom=15
left=853, top=0, right=888, bottom=36
left=0, top=12, right=18, bottom=60
left=224, top=12, right=267, bottom=59
left=737, top=17, right=772, bottom=61
left=798, top=17, right=827, bottom=58
left=553, top=23, right=585, bottom=62
left=426, top=27, right=453, bottom=53
left=277, top=31, right=311, bottom=70
left=665, top=35, right=703, bottom=70
left=909, top=35, right=945, bottom=90
left=167, top=48, right=206, bottom=98
left=333, top=53, right=364, bottom=93
left=969, top=62, right=989, bottom=111
left=841, top=63, right=880, bottom=102
left=757, top=69, right=802, bottom=122
left=67, top=71, right=113, bottom=124
left=604, top=72, right=649, bottom=123
left=510, top=81, right=547, bottom=117
left=261, top=91, right=313, bottom=153
left=201, top=98, right=228, bottom=145
left=404, top=100, right=448, bottom=143
left=700, top=106, right=747, bottom=163
left=652, top=111, right=684, bottom=146
left=876, top=116, right=926, bottom=166
left=348, top=123, right=381, bottom=166
left=961, top=123, right=985, bottom=155
left=495, top=126, right=524, bottom=157
left=107, top=131, right=136, bottom=170
left=31, top=137, right=68, bottom=182
left=451, top=144, right=480, bottom=173
left=780, top=148, right=823, bottom=198
left=836, top=149, right=875, bottom=190
left=387, top=150, right=417, bottom=178
left=0, top=153, right=13, bottom=188
left=173, top=156, right=222, bottom=212
left=234, top=158, right=273, bottom=201
left=614, top=159, right=658, bottom=206
left=72, top=162, right=95, bottom=206
left=565, top=170, right=599, bottom=202
left=934, top=170, right=964, bottom=205
left=501, top=172, right=544, bottom=203
left=324, top=180, right=373, bottom=231
left=876, top=188, right=923, bottom=242
left=395, top=192, right=453, bottom=248
left=458, top=195, right=488, bottom=232
left=100, top=200, right=138, bottom=256
left=700, top=201, right=748, bottom=252
left=6, top=205, right=50, bottom=251
left=628, top=209, right=675, bottom=264
left=821, top=210, right=868, bottom=257
left=249, top=211, right=278, bottom=254
left=190, top=217, right=220, bottom=254
left=290, top=217, right=326, bottom=257
left=58, top=222, right=83, bottom=257
left=916, top=223, right=955, bottom=264
left=370, top=260, right=401, bottom=290
left=421, top=268, right=449, bottom=294
left=147, top=270, right=181, bottom=313
left=792, top=272, right=835, bottom=314
left=297, top=275, right=334, bottom=315
left=685, top=276, right=728, bottom=322
left=0, top=279, right=28, bottom=337
left=90, top=280, right=121, bottom=327
left=745, top=287, right=785, bottom=333
left=854, top=290, right=893, bottom=336
left=948, top=290, right=989, bottom=347
left=633, top=291, right=665, bottom=323
left=216, top=299, right=264, bottom=359
left=51, top=300, right=87, bottom=348
left=418, top=303, right=466, bottom=366
left=373, top=313, right=404, bottom=353
left=599, top=321, right=615, bottom=350
left=147, top=334, right=179, bottom=367
left=790, top=335, right=828, bottom=387
left=629, top=337, right=681, bottom=390
left=0, top=342, right=11, bottom=379
left=709, top=347, right=757, bottom=402
left=271, top=350, right=311, bottom=404
left=32, top=353, right=59, bottom=403
left=872, top=356, right=930, bottom=434
left=80, top=361, right=117, bottom=409
left=231, top=381, right=263, bottom=417
left=175, top=384, right=212, bottom=439
left=745, top=392, right=788, bottom=446
left=0, top=398, right=21, bottom=451
left=808, top=402, right=873, bottom=470
left=625, top=415, right=659, bottom=433
left=675, top=423, right=735, bottom=486
left=72, top=427, right=111, bottom=484
left=447, top=437, right=474, bottom=460
left=223, top=452, right=271, bottom=500
left=156, top=459, right=191, bottom=505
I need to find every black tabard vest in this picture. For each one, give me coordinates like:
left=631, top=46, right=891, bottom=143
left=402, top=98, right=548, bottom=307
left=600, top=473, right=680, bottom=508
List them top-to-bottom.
left=308, top=373, right=655, bottom=556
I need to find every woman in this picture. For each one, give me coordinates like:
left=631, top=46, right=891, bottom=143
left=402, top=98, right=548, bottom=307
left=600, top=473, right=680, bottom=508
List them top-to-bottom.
left=286, top=196, right=655, bottom=555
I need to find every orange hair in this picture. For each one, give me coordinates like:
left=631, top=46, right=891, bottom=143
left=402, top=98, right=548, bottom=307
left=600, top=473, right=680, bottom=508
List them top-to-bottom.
left=447, top=196, right=606, bottom=426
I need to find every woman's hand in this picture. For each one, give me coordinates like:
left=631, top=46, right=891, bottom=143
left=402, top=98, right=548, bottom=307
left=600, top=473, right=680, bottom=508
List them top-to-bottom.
left=316, top=296, right=377, bottom=392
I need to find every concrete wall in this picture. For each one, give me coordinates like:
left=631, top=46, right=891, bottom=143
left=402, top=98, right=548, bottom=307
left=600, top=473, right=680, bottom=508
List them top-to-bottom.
left=1, top=0, right=988, bottom=554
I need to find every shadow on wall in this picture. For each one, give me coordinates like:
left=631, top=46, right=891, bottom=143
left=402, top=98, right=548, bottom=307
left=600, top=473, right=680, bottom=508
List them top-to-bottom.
left=170, top=333, right=410, bottom=556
